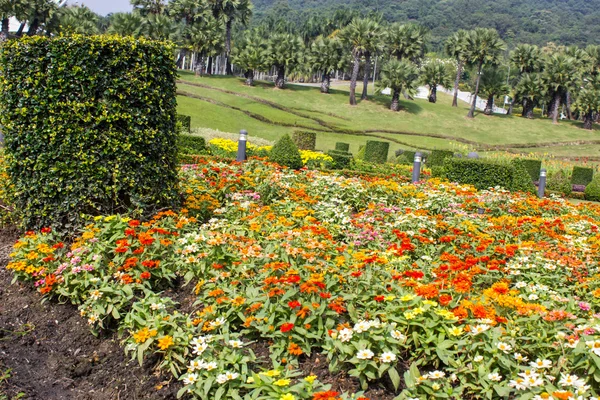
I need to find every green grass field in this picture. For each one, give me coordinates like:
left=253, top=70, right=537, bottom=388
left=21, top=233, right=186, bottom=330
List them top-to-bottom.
left=176, top=71, right=600, bottom=158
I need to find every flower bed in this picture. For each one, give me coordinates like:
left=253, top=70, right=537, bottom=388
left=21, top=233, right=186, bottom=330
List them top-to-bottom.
left=7, top=157, right=600, bottom=399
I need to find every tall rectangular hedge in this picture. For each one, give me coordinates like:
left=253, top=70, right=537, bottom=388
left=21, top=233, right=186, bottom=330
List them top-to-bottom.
left=0, top=35, right=180, bottom=230
left=364, top=141, right=389, bottom=164
left=443, top=158, right=535, bottom=193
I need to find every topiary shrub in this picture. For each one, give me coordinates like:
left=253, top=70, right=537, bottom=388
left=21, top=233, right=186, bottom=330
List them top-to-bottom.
left=0, top=35, right=180, bottom=231
left=177, top=114, right=191, bottom=133
left=292, top=131, right=317, bottom=150
left=178, top=134, right=206, bottom=156
left=269, top=134, right=303, bottom=169
left=364, top=141, right=390, bottom=164
left=335, top=142, right=350, bottom=152
left=356, top=145, right=366, bottom=160
left=327, top=150, right=353, bottom=170
left=427, top=150, right=454, bottom=167
left=443, top=158, right=534, bottom=193
left=509, top=159, right=537, bottom=194
left=518, top=159, right=542, bottom=181
left=572, top=166, right=594, bottom=186
left=547, top=170, right=572, bottom=196
left=585, top=175, right=600, bottom=201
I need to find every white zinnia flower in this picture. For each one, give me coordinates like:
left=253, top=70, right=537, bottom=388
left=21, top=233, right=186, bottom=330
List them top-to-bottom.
left=339, top=328, right=353, bottom=342
left=356, top=349, right=374, bottom=360
left=380, top=352, right=397, bottom=363
left=530, top=359, right=552, bottom=369
left=429, top=370, right=445, bottom=379
left=487, top=372, right=502, bottom=381
left=183, top=373, right=199, bottom=385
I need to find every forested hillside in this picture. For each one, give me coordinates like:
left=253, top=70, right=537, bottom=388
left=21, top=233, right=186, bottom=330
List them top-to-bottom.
left=252, top=0, right=600, bottom=48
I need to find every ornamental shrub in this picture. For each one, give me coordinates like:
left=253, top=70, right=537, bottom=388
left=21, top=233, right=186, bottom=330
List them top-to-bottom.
left=0, top=35, right=179, bottom=231
left=177, top=114, right=192, bottom=133
left=292, top=131, right=317, bottom=150
left=178, top=134, right=206, bottom=156
left=269, top=134, right=303, bottom=169
left=364, top=141, right=390, bottom=164
left=335, top=142, right=350, bottom=152
left=356, top=145, right=366, bottom=160
left=327, top=149, right=353, bottom=170
left=397, top=150, right=415, bottom=165
left=427, top=150, right=454, bottom=167
left=443, top=158, right=534, bottom=193
left=519, top=159, right=542, bottom=181
left=572, top=166, right=594, bottom=186
left=547, top=170, right=572, bottom=195
left=585, top=175, right=600, bottom=201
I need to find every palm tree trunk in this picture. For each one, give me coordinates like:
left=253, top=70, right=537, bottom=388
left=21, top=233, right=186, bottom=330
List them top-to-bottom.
left=1, top=18, right=8, bottom=35
left=27, top=19, right=40, bottom=36
left=225, top=19, right=233, bottom=75
left=16, top=22, right=25, bottom=37
left=176, top=49, right=187, bottom=69
left=349, top=52, right=360, bottom=106
left=361, top=52, right=371, bottom=100
left=194, top=53, right=203, bottom=76
left=207, top=56, right=213, bottom=75
left=452, top=60, right=462, bottom=107
left=467, top=62, right=483, bottom=118
left=275, top=65, right=285, bottom=89
left=245, top=70, right=254, bottom=86
left=321, top=73, right=330, bottom=94
left=428, top=85, right=437, bottom=103
left=390, top=90, right=400, bottom=111
left=565, top=91, right=573, bottom=120
left=552, top=92, right=561, bottom=124
left=484, top=94, right=494, bottom=115
left=524, top=99, right=534, bottom=118
left=584, top=112, right=594, bottom=130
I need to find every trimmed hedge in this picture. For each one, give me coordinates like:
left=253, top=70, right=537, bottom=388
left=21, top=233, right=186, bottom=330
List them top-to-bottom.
left=0, top=35, right=180, bottom=231
left=177, top=114, right=191, bottom=133
left=292, top=131, right=317, bottom=150
left=179, top=134, right=206, bottom=155
left=269, top=134, right=303, bottom=169
left=364, top=141, right=389, bottom=164
left=335, top=142, right=350, bottom=152
left=356, top=145, right=366, bottom=160
left=327, top=149, right=353, bottom=170
left=427, top=150, right=454, bottom=167
left=443, top=158, right=535, bottom=193
left=519, top=159, right=542, bottom=181
left=572, top=166, right=594, bottom=186
left=547, top=170, right=572, bottom=195
left=584, top=175, right=600, bottom=201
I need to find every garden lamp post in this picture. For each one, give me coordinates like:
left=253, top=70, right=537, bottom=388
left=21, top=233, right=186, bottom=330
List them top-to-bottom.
left=236, top=129, right=248, bottom=162
left=412, top=152, right=422, bottom=183
left=538, top=169, right=547, bottom=198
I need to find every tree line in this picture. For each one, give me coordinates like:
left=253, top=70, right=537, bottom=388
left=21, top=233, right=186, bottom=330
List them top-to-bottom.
left=1, top=0, right=599, bottom=129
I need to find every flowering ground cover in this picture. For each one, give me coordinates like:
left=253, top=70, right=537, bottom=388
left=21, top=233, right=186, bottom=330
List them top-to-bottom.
left=7, top=156, right=600, bottom=400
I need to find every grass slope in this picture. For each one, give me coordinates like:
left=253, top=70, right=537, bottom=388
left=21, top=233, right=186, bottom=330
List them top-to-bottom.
left=176, top=72, right=600, bottom=158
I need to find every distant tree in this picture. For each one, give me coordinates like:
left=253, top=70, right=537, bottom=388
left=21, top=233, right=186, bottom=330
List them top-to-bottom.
left=131, top=0, right=167, bottom=16
left=212, top=0, right=252, bottom=75
left=56, top=5, right=100, bottom=35
left=107, top=12, right=146, bottom=37
left=145, top=13, right=178, bottom=40
left=186, top=15, right=224, bottom=75
left=340, top=18, right=380, bottom=105
left=358, top=20, right=384, bottom=100
left=385, top=23, right=428, bottom=63
left=464, top=28, right=506, bottom=118
left=444, top=29, right=469, bottom=107
left=232, top=30, right=268, bottom=85
left=266, top=33, right=304, bottom=89
left=308, top=36, right=347, bottom=94
left=510, top=44, right=543, bottom=74
left=585, top=45, right=600, bottom=78
left=543, top=53, right=580, bottom=124
left=376, top=59, right=419, bottom=111
left=420, top=60, right=453, bottom=103
left=477, top=68, right=509, bottom=115
left=513, top=73, right=545, bottom=118
left=575, top=87, right=600, bottom=130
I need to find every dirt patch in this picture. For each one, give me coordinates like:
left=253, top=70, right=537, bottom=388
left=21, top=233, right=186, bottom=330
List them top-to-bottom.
left=0, top=228, right=179, bottom=400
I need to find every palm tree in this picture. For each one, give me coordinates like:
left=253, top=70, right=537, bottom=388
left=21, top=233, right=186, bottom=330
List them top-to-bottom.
left=18, top=0, right=65, bottom=36
left=131, top=0, right=166, bottom=16
left=211, top=0, right=252, bottom=75
left=56, top=5, right=100, bottom=35
left=107, top=12, right=146, bottom=37
left=145, top=13, right=178, bottom=41
left=186, top=16, right=224, bottom=75
left=340, top=18, right=380, bottom=106
left=359, top=21, right=383, bottom=100
left=385, top=23, right=428, bottom=63
left=464, top=28, right=506, bottom=118
left=231, top=30, right=267, bottom=85
left=444, top=30, right=468, bottom=107
left=266, top=33, right=304, bottom=89
left=308, top=36, right=347, bottom=94
left=510, top=44, right=543, bottom=75
left=585, top=45, right=600, bottom=78
left=543, top=53, right=580, bottom=124
left=376, top=59, right=419, bottom=112
left=420, top=60, right=453, bottom=103
left=477, top=68, right=509, bottom=115
left=513, top=73, right=545, bottom=119
left=575, top=87, right=600, bottom=130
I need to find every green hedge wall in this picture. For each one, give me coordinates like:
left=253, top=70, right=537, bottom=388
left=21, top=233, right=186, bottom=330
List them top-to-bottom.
left=0, top=35, right=180, bottom=230
left=177, top=114, right=191, bottom=133
left=292, top=131, right=317, bottom=150
left=179, top=134, right=206, bottom=156
left=364, top=141, right=390, bottom=164
left=335, top=142, right=350, bottom=152
left=327, top=149, right=353, bottom=170
left=427, top=150, right=454, bottom=167
left=443, top=158, right=535, bottom=193
left=519, top=159, right=542, bottom=181
left=572, top=166, right=594, bottom=186
left=547, top=170, right=572, bottom=195
left=584, top=175, right=600, bottom=201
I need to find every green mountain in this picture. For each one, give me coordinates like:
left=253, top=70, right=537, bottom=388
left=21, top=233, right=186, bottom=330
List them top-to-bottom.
left=252, top=0, right=600, bottom=48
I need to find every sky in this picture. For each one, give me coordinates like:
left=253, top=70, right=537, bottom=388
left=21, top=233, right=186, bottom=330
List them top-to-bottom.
left=70, top=0, right=132, bottom=16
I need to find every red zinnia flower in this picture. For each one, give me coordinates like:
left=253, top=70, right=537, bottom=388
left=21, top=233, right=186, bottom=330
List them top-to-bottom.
left=128, top=220, right=140, bottom=228
left=41, top=227, right=52, bottom=234
left=140, top=271, right=151, bottom=280
left=374, top=295, right=385, bottom=302
left=288, top=300, right=301, bottom=309
left=280, top=323, right=294, bottom=333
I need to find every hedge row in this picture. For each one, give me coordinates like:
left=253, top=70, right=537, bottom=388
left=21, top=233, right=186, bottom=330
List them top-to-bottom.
left=0, top=35, right=180, bottom=231
left=177, top=114, right=191, bottom=133
left=292, top=131, right=317, bottom=151
left=178, top=134, right=206, bottom=155
left=364, top=141, right=389, bottom=164
left=327, top=149, right=353, bottom=170
left=443, top=158, right=535, bottom=194
left=572, top=166, right=594, bottom=186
